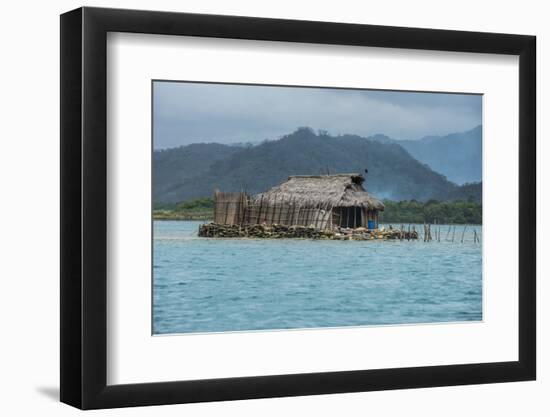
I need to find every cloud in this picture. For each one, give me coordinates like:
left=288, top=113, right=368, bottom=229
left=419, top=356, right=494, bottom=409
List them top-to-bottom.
left=153, top=81, right=482, bottom=149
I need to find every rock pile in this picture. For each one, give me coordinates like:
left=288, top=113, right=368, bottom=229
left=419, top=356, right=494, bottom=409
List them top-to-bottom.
left=198, top=223, right=418, bottom=240
left=198, top=223, right=333, bottom=239
left=332, top=226, right=418, bottom=240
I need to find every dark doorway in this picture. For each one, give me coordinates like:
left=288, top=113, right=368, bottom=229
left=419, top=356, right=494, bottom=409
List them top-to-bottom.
left=335, top=207, right=362, bottom=228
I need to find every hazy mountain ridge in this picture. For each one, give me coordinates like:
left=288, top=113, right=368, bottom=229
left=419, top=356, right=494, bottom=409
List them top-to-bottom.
left=369, top=125, right=482, bottom=184
left=153, top=128, right=481, bottom=204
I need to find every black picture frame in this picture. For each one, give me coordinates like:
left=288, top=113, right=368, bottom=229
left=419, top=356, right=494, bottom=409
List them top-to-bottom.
left=60, top=6, right=536, bottom=410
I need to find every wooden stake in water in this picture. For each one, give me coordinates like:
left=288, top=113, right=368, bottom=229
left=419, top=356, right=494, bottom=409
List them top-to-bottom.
left=461, top=225, right=467, bottom=243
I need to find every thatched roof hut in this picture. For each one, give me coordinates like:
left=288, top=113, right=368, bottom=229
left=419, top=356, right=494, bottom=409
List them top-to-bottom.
left=213, top=174, right=384, bottom=230
left=248, top=174, right=384, bottom=230
left=253, top=174, right=384, bottom=211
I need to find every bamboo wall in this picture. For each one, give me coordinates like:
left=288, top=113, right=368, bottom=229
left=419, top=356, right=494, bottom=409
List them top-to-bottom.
left=213, top=191, right=247, bottom=225
left=213, top=192, right=378, bottom=230
left=245, top=196, right=332, bottom=229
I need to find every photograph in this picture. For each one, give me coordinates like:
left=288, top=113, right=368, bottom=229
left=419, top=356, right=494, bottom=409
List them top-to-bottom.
left=152, top=81, right=483, bottom=335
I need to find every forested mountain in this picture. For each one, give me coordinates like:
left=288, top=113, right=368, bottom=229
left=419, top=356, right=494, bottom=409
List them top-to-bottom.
left=153, top=128, right=481, bottom=205
left=154, top=143, right=241, bottom=203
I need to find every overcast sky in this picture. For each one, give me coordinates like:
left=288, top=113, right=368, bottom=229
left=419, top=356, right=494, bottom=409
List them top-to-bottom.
left=153, top=81, right=482, bottom=149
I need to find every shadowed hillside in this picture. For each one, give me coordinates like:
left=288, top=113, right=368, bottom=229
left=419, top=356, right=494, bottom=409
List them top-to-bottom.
left=154, top=143, right=241, bottom=203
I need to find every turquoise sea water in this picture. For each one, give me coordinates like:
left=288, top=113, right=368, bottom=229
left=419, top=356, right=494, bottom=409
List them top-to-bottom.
left=153, top=221, right=482, bottom=334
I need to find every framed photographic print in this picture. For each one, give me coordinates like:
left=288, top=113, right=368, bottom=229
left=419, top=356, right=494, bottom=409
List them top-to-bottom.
left=60, top=6, right=536, bottom=409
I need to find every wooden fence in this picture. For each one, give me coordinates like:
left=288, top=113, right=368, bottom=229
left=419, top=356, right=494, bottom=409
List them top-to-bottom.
left=213, top=191, right=248, bottom=226
left=213, top=192, right=333, bottom=229
left=212, top=193, right=481, bottom=242
left=245, top=197, right=333, bottom=229
left=387, top=223, right=482, bottom=243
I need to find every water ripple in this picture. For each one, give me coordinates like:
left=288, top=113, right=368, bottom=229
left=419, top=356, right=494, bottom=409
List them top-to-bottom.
left=153, top=221, right=482, bottom=334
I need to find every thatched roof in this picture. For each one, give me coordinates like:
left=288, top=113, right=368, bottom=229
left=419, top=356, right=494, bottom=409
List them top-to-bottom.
left=254, top=174, right=384, bottom=210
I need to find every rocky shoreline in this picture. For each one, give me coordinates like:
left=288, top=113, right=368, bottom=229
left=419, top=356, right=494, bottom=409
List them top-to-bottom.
left=198, top=223, right=419, bottom=240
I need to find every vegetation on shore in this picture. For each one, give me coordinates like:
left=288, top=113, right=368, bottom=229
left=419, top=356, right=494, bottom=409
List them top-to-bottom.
left=153, top=197, right=214, bottom=220
left=154, top=197, right=482, bottom=224
left=379, top=199, right=482, bottom=225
